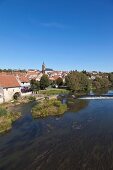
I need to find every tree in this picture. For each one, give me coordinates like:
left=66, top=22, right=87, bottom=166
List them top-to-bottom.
left=82, top=70, right=87, bottom=74
left=65, top=71, right=90, bottom=92
left=108, top=73, right=113, bottom=85
left=40, top=74, right=50, bottom=90
left=56, top=77, right=63, bottom=87
left=92, top=77, right=110, bottom=89
left=30, top=79, right=40, bottom=92
left=92, top=80, right=101, bottom=89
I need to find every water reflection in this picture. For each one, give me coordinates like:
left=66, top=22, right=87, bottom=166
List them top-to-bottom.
left=92, top=87, right=113, bottom=95
left=67, top=98, right=89, bottom=112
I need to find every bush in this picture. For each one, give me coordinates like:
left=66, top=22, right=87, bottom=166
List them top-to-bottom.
left=39, top=89, right=69, bottom=95
left=28, top=96, right=36, bottom=101
left=32, top=99, right=67, bottom=118
left=0, top=107, right=8, bottom=116
left=0, top=107, right=21, bottom=133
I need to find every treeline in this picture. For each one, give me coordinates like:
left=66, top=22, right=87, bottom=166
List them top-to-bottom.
left=0, top=69, right=26, bottom=72
left=30, top=71, right=113, bottom=93
left=65, top=71, right=113, bottom=93
left=65, top=71, right=90, bottom=93
left=92, top=73, right=113, bottom=89
left=30, top=74, right=64, bottom=92
left=30, top=74, right=50, bottom=92
left=92, top=77, right=110, bottom=89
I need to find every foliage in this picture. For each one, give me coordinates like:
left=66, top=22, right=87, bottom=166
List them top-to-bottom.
left=0, top=69, right=26, bottom=73
left=82, top=70, right=87, bottom=74
left=65, top=71, right=90, bottom=92
left=108, top=73, right=113, bottom=85
left=40, top=74, right=50, bottom=90
left=56, top=77, right=63, bottom=87
left=92, top=77, right=110, bottom=89
left=30, top=79, right=40, bottom=92
left=39, top=89, right=69, bottom=95
left=13, top=92, right=20, bottom=100
left=28, top=96, right=36, bottom=101
left=32, top=99, right=67, bottom=118
left=0, top=107, right=21, bottom=133
left=0, top=107, right=7, bottom=116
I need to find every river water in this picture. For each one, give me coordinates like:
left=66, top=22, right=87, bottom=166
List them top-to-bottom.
left=0, top=90, right=113, bottom=170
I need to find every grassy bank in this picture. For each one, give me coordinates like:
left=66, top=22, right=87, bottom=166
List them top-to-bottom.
left=39, top=89, right=69, bottom=96
left=32, top=99, right=67, bottom=118
left=0, top=107, right=21, bottom=133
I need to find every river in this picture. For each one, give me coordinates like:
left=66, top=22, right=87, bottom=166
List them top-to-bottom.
left=0, top=89, right=113, bottom=170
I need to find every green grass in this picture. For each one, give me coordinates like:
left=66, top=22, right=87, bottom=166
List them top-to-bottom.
left=39, top=89, right=69, bottom=96
left=28, top=96, right=36, bottom=101
left=32, top=99, right=67, bottom=118
left=0, top=107, right=21, bottom=133
left=0, top=107, right=8, bottom=116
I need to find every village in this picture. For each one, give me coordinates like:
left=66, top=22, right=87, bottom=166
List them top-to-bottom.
left=0, top=62, right=110, bottom=104
left=0, top=62, right=69, bottom=103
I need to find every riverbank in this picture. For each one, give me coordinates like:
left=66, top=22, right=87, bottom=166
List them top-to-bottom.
left=39, top=89, right=69, bottom=96
left=0, top=107, right=21, bottom=133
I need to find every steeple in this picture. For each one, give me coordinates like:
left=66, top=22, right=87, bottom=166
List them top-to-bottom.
left=42, top=62, right=46, bottom=74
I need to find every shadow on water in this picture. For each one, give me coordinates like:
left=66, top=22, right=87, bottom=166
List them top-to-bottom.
left=1, top=91, right=113, bottom=169
left=67, top=98, right=89, bottom=112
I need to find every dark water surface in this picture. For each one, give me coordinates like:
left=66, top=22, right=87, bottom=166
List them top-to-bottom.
left=0, top=92, right=113, bottom=170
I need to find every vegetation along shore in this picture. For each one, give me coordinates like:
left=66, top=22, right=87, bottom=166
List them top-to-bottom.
left=32, top=99, right=67, bottom=118
left=0, top=106, right=21, bottom=133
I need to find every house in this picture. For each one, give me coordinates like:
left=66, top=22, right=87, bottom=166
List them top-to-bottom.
left=27, top=70, right=39, bottom=80
left=36, top=72, right=43, bottom=81
left=0, top=75, right=21, bottom=103
left=16, top=76, right=32, bottom=94
left=17, top=76, right=30, bottom=88
left=0, top=88, right=4, bottom=103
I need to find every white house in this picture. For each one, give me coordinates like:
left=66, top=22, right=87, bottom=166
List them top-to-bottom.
left=0, top=75, right=21, bottom=103
left=17, top=76, right=30, bottom=88
left=0, top=88, right=4, bottom=103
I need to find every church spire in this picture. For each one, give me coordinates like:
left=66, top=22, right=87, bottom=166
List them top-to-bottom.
left=42, top=62, right=46, bottom=74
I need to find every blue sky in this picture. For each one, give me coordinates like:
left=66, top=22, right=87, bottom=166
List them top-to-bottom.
left=0, top=0, right=113, bottom=71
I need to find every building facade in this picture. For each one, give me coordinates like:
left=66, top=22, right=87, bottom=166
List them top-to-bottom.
left=0, top=75, right=21, bottom=103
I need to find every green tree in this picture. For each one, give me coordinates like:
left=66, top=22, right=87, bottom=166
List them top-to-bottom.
left=82, top=70, right=87, bottom=74
left=65, top=71, right=90, bottom=92
left=108, top=73, right=113, bottom=85
left=40, top=74, right=50, bottom=90
left=56, top=77, right=63, bottom=87
left=92, top=77, right=110, bottom=89
left=30, top=79, right=40, bottom=92
left=92, top=80, right=101, bottom=89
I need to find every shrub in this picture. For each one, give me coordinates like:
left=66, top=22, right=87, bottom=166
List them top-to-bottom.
left=39, top=89, right=69, bottom=95
left=28, top=96, right=36, bottom=101
left=32, top=99, right=67, bottom=118
left=0, top=107, right=8, bottom=116
left=0, top=107, right=21, bottom=133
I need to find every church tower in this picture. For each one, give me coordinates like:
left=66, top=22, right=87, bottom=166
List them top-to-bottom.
left=42, top=62, right=46, bottom=74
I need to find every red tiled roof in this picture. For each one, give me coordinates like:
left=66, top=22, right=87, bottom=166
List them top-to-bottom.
left=27, top=70, right=39, bottom=75
left=0, top=75, right=20, bottom=88
left=19, top=76, right=29, bottom=83
left=49, top=76, right=60, bottom=81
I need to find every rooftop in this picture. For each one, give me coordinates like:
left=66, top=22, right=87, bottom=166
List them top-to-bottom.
left=0, top=75, right=20, bottom=88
